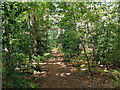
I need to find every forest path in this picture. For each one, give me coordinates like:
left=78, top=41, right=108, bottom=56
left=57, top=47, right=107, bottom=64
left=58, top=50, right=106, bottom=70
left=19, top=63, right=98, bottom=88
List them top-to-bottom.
left=35, top=49, right=113, bottom=88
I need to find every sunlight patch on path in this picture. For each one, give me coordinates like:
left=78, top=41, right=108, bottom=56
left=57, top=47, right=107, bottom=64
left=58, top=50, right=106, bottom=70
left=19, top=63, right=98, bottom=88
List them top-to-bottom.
left=32, top=62, right=47, bottom=65
left=47, top=62, right=65, bottom=65
left=39, top=63, right=47, bottom=65
left=70, top=67, right=77, bottom=72
left=81, top=68, right=87, bottom=71
left=33, top=71, right=49, bottom=77
left=55, top=73, right=71, bottom=77
left=60, top=73, right=65, bottom=77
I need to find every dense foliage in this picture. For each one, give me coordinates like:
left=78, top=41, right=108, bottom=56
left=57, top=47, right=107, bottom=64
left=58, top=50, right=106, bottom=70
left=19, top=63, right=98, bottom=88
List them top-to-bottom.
left=1, top=1, right=120, bottom=88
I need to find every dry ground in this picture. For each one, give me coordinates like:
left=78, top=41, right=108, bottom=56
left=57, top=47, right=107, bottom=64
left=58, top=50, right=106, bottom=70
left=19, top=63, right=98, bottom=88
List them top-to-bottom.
left=31, top=49, right=115, bottom=88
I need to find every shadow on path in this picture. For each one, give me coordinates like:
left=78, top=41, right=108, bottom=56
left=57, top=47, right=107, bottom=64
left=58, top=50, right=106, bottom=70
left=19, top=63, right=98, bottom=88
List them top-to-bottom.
left=32, top=49, right=114, bottom=88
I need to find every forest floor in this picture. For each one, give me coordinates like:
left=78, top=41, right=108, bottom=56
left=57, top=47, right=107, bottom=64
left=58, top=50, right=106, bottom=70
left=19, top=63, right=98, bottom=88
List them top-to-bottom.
left=31, top=49, right=115, bottom=88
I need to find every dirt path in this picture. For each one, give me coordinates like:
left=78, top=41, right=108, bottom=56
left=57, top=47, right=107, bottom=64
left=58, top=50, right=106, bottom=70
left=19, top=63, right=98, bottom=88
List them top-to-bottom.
left=34, top=49, right=114, bottom=88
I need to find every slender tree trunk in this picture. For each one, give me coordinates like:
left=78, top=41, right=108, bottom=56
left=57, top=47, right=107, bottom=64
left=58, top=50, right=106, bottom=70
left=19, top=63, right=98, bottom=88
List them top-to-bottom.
left=27, top=1, right=32, bottom=61
left=27, top=1, right=30, bottom=30
left=118, top=1, right=120, bottom=56
left=32, top=2, right=37, bottom=55
left=65, top=3, right=92, bottom=75
left=45, top=7, right=49, bottom=52
left=80, top=19, right=91, bottom=75
left=76, top=20, right=92, bottom=76
left=90, top=22, right=95, bottom=65
left=57, top=28, right=61, bottom=48
left=92, top=37, right=95, bottom=64
left=82, top=42, right=92, bottom=75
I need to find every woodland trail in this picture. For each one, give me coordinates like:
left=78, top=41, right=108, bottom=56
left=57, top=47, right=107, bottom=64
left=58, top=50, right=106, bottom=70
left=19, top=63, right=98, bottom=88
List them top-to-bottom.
left=33, top=49, right=114, bottom=88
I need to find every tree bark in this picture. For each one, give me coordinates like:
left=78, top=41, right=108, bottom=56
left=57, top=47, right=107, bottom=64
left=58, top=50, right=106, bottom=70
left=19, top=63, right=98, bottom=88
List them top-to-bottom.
left=32, top=2, right=37, bottom=55
left=45, top=7, right=49, bottom=51
left=57, top=28, right=61, bottom=48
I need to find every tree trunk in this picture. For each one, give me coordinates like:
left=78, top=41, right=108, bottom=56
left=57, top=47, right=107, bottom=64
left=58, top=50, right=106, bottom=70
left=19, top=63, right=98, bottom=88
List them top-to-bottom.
left=27, top=2, right=32, bottom=61
left=32, top=2, right=37, bottom=55
left=65, top=3, right=92, bottom=76
left=45, top=7, right=49, bottom=52
left=76, top=20, right=92, bottom=76
left=57, top=28, right=61, bottom=48
left=82, top=43, right=92, bottom=76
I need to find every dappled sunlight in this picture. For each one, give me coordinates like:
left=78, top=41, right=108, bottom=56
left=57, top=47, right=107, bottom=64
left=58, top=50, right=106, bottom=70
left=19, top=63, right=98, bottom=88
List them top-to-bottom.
left=3, top=2, right=119, bottom=88
left=30, top=47, right=118, bottom=88
left=51, top=49, right=58, bottom=53
left=56, top=57, right=64, bottom=60
left=79, top=60, right=83, bottom=62
left=46, top=61, right=70, bottom=69
left=47, top=61, right=66, bottom=66
left=32, top=62, right=47, bottom=65
left=32, top=62, right=38, bottom=64
left=47, top=62, right=62, bottom=65
left=55, top=62, right=62, bottom=64
left=39, top=63, right=47, bottom=65
left=60, top=64, right=66, bottom=68
left=80, top=64, right=86, bottom=68
left=100, top=65, right=104, bottom=67
left=14, top=67, right=20, bottom=70
left=70, top=67, right=77, bottom=72
left=81, top=68, right=87, bottom=71
left=104, top=68, right=108, bottom=72
left=34, top=71, right=48, bottom=77
left=34, top=71, right=41, bottom=75
left=41, top=71, right=46, bottom=74
left=55, top=72, right=71, bottom=77
left=55, top=73, right=59, bottom=76
left=60, top=73, right=65, bottom=77
left=66, top=73, right=71, bottom=75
